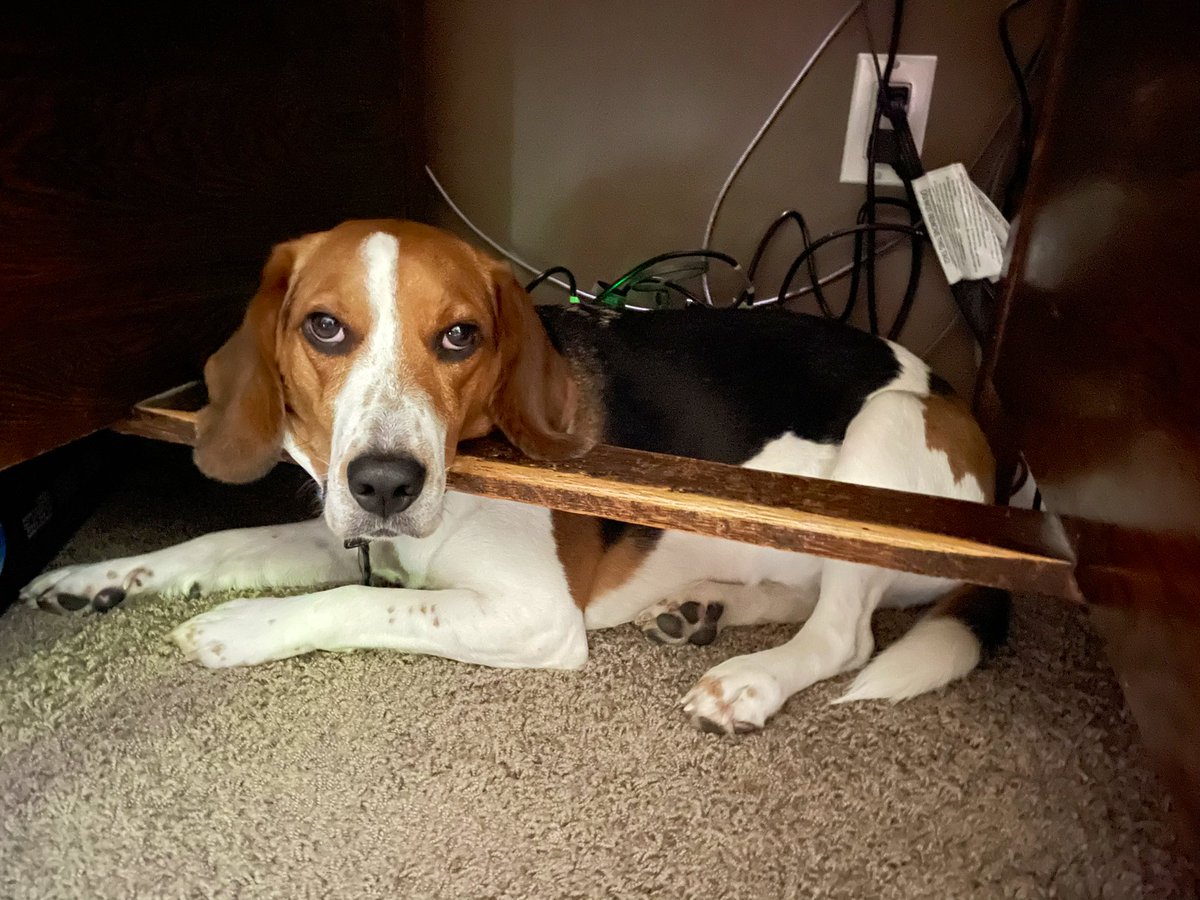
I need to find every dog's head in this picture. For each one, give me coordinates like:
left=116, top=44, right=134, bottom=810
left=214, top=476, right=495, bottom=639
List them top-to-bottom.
left=194, top=220, right=594, bottom=541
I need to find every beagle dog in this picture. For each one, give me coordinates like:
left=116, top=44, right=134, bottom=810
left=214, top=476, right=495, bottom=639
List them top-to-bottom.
left=20, top=219, right=1007, bottom=734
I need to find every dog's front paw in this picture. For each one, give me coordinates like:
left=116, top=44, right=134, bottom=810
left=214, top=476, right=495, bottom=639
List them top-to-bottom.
left=20, top=561, right=159, bottom=614
left=171, top=598, right=309, bottom=668
left=681, top=655, right=787, bottom=735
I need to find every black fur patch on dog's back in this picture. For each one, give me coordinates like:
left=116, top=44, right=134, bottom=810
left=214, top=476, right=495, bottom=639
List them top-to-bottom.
left=541, top=307, right=905, bottom=464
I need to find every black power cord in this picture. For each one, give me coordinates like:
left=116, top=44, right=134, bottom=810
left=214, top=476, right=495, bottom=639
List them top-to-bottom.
left=802, top=0, right=927, bottom=342
left=860, top=0, right=907, bottom=337
left=860, top=0, right=1000, bottom=345
left=999, top=0, right=1041, bottom=217
left=741, top=210, right=832, bottom=316
left=526, top=218, right=926, bottom=316
left=773, top=222, right=925, bottom=313
left=599, top=249, right=748, bottom=310
left=528, top=250, right=748, bottom=312
left=525, top=265, right=578, bottom=297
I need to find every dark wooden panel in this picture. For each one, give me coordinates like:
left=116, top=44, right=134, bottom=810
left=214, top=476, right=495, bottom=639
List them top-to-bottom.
left=0, top=0, right=427, bottom=470
left=988, top=0, right=1200, bottom=867
left=114, top=383, right=1081, bottom=597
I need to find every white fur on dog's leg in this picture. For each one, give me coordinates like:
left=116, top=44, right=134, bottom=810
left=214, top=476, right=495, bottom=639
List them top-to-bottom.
left=22, top=519, right=358, bottom=615
left=681, top=560, right=887, bottom=734
left=172, top=583, right=590, bottom=671
left=170, top=597, right=312, bottom=668
left=835, top=617, right=981, bottom=704
left=681, top=653, right=789, bottom=733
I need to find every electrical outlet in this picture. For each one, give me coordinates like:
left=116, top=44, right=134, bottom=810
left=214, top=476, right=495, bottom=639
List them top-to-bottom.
left=839, top=53, right=937, bottom=186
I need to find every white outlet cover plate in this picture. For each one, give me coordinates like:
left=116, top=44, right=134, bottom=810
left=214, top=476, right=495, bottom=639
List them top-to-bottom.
left=839, top=53, right=937, bottom=186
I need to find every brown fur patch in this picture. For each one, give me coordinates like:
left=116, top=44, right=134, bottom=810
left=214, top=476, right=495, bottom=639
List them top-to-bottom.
left=194, top=245, right=293, bottom=483
left=489, top=269, right=597, bottom=460
left=922, top=395, right=996, bottom=501
left=551, top=512, right=655, bottom=609
left=551, top=512, right=603, bottom=608
left=592, top=531, right=655, bottom=599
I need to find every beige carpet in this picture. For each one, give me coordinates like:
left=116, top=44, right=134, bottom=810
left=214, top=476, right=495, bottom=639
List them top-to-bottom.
left=1, top=442, right=1195, bottom=899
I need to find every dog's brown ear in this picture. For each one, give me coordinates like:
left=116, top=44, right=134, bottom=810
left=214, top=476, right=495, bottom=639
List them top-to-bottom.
left=193, top=242, right=296, bottom=483
left=487, top=264, right=594, bottom=460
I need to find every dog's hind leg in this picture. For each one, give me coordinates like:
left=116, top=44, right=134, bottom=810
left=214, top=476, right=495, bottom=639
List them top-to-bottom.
left=677, top=389, right=991, bottom=733
left=19, top=518, right=360, bottom=614
left=680, top=560, right=893, bottom=733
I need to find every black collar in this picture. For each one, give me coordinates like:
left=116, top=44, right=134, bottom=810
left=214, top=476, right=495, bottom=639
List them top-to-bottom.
left=344, top=538, right=372, bottom=586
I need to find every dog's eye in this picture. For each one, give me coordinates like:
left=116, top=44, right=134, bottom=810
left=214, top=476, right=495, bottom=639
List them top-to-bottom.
left=304, top=313, right=346, bottom=348
left=438, top=322, right=480, bottom=356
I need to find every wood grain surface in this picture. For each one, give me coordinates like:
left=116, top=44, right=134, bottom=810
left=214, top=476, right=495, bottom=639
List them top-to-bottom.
left=0, top=1, right=427, bottom=470
left=113, top=383, right=1081, bottom=598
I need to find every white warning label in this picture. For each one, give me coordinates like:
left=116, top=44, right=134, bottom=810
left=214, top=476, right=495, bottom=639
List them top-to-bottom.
left=913, top=163, right=1010, bottom=284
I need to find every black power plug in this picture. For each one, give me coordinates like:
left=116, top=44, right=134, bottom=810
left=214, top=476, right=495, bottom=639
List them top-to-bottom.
left=871, top=82, right=912, bottom=170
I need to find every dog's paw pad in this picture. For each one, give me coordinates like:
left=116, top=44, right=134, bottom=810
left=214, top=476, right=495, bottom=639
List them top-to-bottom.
left=20, top=564, right=146, bottom=615
left=93, top=587, right=128, bottom=612
left=54, top=593, right=92, bottom=612
left=639, top=599, right=724, bottom=646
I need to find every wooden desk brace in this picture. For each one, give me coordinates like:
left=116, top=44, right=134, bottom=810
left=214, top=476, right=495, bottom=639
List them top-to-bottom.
left=113, top=382, right=1082, bottom=601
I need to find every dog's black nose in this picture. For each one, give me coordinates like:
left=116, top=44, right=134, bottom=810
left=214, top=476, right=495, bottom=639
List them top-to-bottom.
left=346, top=454, right=427, bottom=517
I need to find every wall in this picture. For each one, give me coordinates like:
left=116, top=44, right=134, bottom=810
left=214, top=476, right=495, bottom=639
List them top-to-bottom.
left=425, top=0, right=1049, bottom=393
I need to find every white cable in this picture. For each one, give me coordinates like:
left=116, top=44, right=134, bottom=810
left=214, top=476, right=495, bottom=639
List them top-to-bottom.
left=700, top=0, right=865, bottom=303
left=429, top=154, right=898, bottom=307
left=424, top=165, right=597, bottom=299
left=754, top=236, right=904, bottom=305
left=919, top=309, right=961, bottom=358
